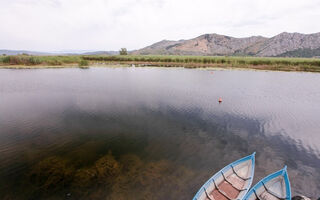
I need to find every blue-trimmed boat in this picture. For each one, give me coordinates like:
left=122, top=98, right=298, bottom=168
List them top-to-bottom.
left=193, top=153, right=256, bottom=200
left=243, top=166, right=291, bottom=200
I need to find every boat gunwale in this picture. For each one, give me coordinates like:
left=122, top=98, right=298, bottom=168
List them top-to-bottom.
left=193, top=152, right=256, bottom=200
left=243, top=166, right=291, bottom=200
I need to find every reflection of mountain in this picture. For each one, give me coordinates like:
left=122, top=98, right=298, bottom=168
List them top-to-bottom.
left=1, top=68, right=320, bottom=199
left=1, top=103, right=319, bottom=199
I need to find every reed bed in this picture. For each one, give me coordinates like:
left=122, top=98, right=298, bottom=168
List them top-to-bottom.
left=1, top=54, right=320, bottom=72
left=0, top=55, right=83, bottom=66
left=82, top=55, right=320, bottom=67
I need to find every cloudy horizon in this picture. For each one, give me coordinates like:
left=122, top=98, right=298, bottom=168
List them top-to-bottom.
left=1, top=0, right=320, bottom=52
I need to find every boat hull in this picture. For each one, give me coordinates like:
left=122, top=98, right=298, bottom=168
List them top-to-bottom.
left=193, top=153, right=256, bottom=200
left=243, top=166, right=291, bottom=200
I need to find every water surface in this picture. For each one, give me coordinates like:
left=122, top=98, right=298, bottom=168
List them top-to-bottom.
left=0, top=67, right=319, bottom=199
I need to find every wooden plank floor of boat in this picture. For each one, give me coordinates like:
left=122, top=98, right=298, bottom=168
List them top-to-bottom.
left=206, top=175, right=245, bottom=200
left=260, top=191, right=282, bottom=200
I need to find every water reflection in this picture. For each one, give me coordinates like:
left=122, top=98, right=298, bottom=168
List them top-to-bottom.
left=0, top=68, right=319, bottom=199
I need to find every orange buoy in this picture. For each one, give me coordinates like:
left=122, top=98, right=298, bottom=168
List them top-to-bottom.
left=218, top=98, right=222, bottom=103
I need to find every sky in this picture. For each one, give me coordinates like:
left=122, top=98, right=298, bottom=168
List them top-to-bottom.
left=1, top=0, right=320, bottom=52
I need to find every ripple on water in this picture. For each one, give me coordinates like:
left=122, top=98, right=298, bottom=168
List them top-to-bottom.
left=0, top=68, right=319, bottom=199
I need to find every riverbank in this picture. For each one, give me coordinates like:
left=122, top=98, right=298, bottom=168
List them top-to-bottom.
left=1, top=55, right=320, bottom=72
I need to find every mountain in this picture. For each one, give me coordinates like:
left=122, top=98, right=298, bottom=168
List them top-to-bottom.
left=3, top=32, right=320, bottom=57
left=134, top=32, right=320, bottom=57
left=256, top=32, right=320, bottom=56
left=133, top=40, right=185, bottom=55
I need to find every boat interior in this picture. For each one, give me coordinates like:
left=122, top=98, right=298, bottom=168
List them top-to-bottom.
left=197, top=159, right=253, bottom=200
left=249, top=175, right=289, bottom=200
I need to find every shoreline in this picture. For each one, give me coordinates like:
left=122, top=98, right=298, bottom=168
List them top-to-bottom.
left=1, top=55, right=320, bottom=72
left=1, top=62, right=320, bottom=73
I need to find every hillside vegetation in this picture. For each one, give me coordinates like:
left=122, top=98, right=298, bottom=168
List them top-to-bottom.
left=278, top=48, right=320, bottom=58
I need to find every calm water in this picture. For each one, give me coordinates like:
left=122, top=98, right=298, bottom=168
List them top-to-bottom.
left=0, top=67, right=319, bottom=200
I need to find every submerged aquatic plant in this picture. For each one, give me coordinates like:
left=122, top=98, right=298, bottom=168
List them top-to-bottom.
left=25, top=150, right=197, bottom=199
left=94, top=152, right=121, bottom=183
left=29, top=156, right=75, bottom=191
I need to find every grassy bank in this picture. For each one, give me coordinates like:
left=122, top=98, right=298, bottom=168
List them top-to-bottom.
left=1, top=54, right=320, bottom=72
left=0, top=55, right=88, bottom=68
left=82, top=55, right=320, bottom=72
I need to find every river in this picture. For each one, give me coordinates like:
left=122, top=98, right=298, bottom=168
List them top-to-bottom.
left=0, top=67, right=319, bottom=199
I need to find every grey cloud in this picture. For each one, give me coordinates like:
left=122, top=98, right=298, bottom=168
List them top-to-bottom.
left=0, top=0, right=319, bottom=51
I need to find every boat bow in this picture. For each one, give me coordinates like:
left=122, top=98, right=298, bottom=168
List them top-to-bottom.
left=193, top=152, right=256, bottom=200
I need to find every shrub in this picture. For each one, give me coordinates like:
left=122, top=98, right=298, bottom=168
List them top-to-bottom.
left=119, top=48, right=128, bottom=55
left=2, top=56, right=11, bottom=63
left=7, top=56, right=23, bottom=65
left=27, top=57, right=41, bottom=65
left=47, top=59, right=62, bottom=66
left=79, top=60, right=89, bottom=67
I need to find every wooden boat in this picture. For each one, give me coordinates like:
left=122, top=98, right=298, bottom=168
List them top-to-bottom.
left=193, top=153, right=255, bottom=200
left=243, top=166, right=291, bottom=200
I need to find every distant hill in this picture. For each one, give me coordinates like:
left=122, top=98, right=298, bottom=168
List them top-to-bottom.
left=3, top=32, right=320, bottom=58
left=134, top=32, right=320, bottom=57
left=0, top=50, right=118, bottom=56
left=0, top=50, right=52, bottom=56
left=80, top=51, right=118, bottom=55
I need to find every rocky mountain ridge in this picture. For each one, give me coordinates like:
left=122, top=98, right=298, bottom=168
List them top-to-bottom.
left=134, top=32, right=320, bottom=57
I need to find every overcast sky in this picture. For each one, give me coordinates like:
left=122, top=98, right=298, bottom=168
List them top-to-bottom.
left=1, top=0, right=320, bottom=51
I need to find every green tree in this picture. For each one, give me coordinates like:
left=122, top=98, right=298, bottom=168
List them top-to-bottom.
left=119, top=48, right=128, bottom=55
